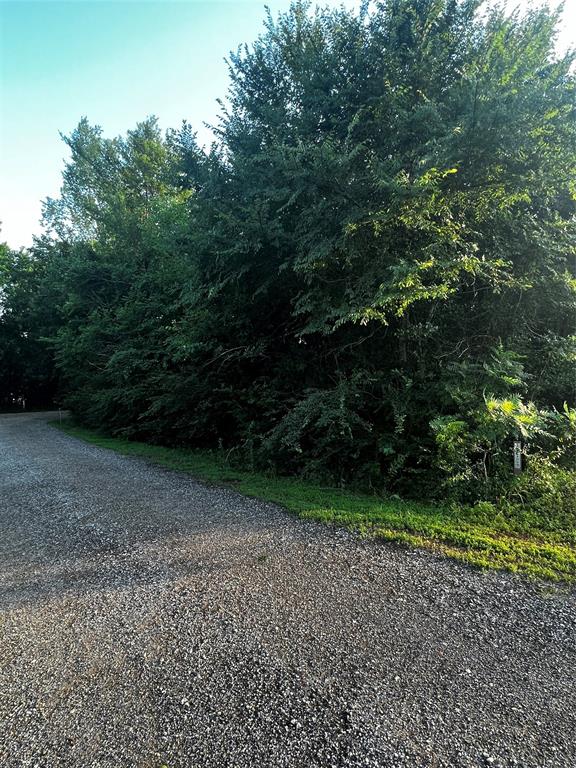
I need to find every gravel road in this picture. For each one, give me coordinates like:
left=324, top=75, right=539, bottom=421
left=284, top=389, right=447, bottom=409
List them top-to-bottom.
left=1, top=412, right=575, bottom=768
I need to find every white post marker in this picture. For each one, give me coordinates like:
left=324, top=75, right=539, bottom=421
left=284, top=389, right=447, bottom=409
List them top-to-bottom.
left=513, top=441, right=522, bottom=475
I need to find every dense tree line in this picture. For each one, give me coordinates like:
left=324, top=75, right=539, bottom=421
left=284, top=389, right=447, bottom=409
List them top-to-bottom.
left=1, top=0, right=575, bottom=508
left=0, top=244, right=58, bottom=408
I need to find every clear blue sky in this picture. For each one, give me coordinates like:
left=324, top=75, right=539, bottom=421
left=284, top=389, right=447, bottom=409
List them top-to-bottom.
left=0, top=0, right=573, bottom=248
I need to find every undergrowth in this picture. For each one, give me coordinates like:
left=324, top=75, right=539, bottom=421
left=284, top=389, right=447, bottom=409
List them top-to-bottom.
left=53, top=420, right=576, bottom=583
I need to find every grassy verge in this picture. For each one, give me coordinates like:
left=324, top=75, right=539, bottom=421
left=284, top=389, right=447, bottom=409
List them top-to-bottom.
left=52, top=420, right=576, bottom=583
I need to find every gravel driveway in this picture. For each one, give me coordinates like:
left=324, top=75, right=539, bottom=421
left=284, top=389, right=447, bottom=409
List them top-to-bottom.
left=1, top=412, right=575, bottom=768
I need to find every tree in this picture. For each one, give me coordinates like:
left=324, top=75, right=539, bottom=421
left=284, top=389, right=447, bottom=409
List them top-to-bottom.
left=23, top=0, right=576, bottom=501
left=0, top=241, right=58, bottom=408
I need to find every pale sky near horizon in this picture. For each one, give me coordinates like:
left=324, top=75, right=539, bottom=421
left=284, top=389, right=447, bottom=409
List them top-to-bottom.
left=0, top=0, right=574, bottom=249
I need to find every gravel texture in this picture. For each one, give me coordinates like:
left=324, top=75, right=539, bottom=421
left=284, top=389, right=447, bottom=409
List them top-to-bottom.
left=0, top=411, right=575, bottom=768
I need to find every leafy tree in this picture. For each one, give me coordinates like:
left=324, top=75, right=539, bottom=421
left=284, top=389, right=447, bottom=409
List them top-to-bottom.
left=12, top=0, right=575, bottom=508
left=0, top=241, right=58, bottom=408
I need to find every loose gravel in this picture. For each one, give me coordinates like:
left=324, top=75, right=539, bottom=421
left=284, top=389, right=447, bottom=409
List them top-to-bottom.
left=0, top=412, right=575, bottom=768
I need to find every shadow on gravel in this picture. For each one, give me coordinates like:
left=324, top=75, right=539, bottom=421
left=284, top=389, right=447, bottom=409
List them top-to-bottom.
left=0, top=412, right=296, bottom=611
left=0, top=534, right=272, bottom=611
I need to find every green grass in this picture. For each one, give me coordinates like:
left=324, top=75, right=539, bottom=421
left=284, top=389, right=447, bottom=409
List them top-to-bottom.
left=52, top=420, right=576, bottom=583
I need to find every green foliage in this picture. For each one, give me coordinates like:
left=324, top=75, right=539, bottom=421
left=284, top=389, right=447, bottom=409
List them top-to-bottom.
left=2, top=2, right=575, bottom=532
left=0, top=242, right=58, bottom=408
left=261, top=373, right=380, bottom=482
left=432, top=396, right=576, bottom=501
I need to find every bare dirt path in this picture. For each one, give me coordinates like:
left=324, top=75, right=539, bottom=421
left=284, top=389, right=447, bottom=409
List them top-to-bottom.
left=1, top=412, right=574, bottom=768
